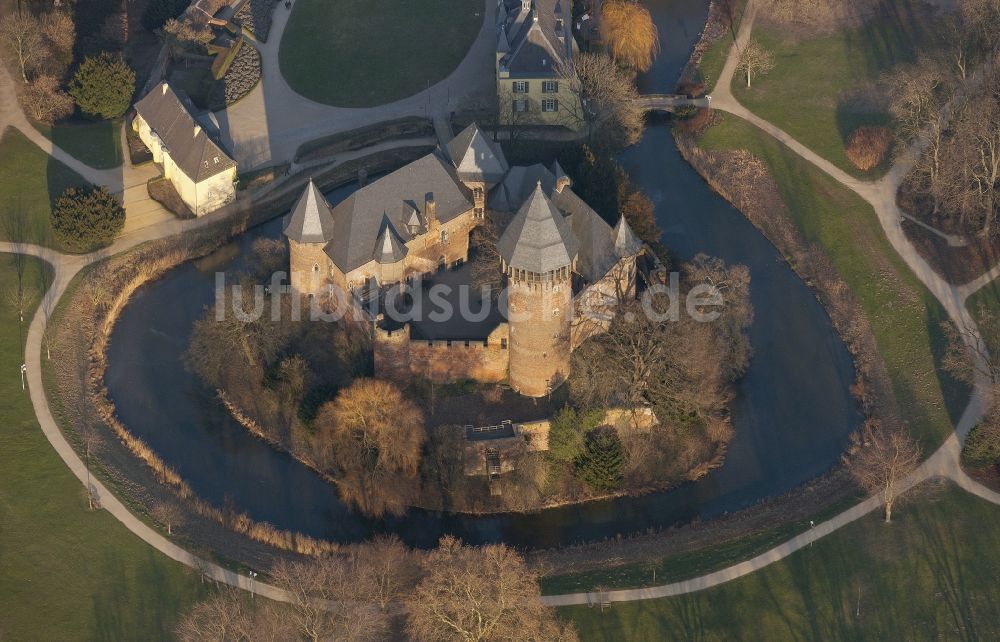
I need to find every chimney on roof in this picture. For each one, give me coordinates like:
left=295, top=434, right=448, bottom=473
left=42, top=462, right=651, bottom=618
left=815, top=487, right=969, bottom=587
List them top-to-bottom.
left=161, top=82, right=169, bottom=95
left=425, top=194, right=438, bottom=228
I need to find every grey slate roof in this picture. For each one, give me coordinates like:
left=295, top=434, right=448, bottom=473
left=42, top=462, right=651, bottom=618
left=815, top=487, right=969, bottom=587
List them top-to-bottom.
left=498, top=0, right=574, bottom=76
left=134, top=82, right=236, bottom=182
left=445, top=123, right=510, bottom=184
left=323, top=150, right=472, bottom=273
left=490, top=163, right=618, bottom=281
left=283, top=179, right=336, bottom=243
left=497, top=181, right=579, bottom=274
left=373, top=215, right=408, bottom=264
left=613, top=216, right=643, bottom=258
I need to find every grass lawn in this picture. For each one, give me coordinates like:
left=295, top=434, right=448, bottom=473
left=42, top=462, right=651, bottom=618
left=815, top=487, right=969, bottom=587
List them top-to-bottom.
left=278, top=0, right=483, bottom=107
left=695, top=0, right=747, bottom=93
left=732, top=0, right=942, bottom=178
left=699, top=115, right=967, bottom=449
left=31, top=118, right=123, bottom=169
left=0, top=127, right=92, bottom=250
left=0, top=253, right=206, bottom=641
left=559, top=484, right=1000, bottom=641
left=542, top=495, right=858, bottom=594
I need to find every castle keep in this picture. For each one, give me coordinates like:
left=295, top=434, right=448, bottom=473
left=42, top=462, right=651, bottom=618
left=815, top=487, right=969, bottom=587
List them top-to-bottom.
left=283, top=123, right=644, bottom=397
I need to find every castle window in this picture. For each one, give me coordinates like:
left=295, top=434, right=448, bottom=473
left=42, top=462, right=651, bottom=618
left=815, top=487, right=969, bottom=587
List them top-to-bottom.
left=513, top=80, right=528, bottom=93
left=542, top=80, right=558, bottom=93
left=542, top=98, right=559, bottom=112
left=513, top=99, right=528, bottom=113
left=440, top=230, right=449, bottom=243
left=313, top=263, right=320, bottom=272
left=500, top=338, right=508, bottom=349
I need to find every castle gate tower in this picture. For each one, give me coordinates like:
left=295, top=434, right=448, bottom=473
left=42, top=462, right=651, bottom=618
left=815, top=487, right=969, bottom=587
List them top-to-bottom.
left=497, top=182, right=579, bottom=397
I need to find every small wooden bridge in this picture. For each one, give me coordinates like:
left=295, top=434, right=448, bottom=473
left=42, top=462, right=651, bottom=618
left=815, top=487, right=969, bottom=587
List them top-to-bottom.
left=636, top=94, right=712, bottom=113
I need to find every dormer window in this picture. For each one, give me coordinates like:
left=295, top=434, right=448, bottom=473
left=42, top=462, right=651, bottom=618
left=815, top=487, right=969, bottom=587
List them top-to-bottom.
left=555, top=18, right=563, bottom=31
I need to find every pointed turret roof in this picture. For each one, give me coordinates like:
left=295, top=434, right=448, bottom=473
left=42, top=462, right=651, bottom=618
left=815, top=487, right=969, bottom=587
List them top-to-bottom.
left=498, top=27, right=511, bottom=54
left=446, top=123, right=510, bottom=184
left=551, top=159, right=570, bottom=186
left=283, top=179, right=336, bottom=244
left=497, top=182, right=579, bottom=274
left=373, top=214, right=408, bottom=264
left=613, top=216, right=643, bottom=257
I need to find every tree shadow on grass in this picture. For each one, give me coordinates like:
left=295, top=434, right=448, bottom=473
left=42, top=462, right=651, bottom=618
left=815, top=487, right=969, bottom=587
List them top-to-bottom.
left=926, top=302, right=974, bottom=432
left=91, top=547, right=204, bottom=642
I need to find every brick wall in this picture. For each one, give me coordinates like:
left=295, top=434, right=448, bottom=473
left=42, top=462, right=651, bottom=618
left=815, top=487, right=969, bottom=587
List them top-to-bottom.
left=507, top=278, right=573, bottom=397
left=374, top=323, right=510, bottom=385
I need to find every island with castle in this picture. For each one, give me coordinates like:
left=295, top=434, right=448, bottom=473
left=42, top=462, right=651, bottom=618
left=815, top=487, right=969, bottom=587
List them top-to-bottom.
left=187, top=122, right=748, bottom=515
left=283, top=122, right=647, bottom=399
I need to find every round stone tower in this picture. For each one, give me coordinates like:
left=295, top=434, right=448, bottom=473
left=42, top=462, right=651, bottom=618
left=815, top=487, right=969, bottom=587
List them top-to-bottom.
left=283, top=179, right=336, bottom=297
left=498, top=182, right=579, bottom=397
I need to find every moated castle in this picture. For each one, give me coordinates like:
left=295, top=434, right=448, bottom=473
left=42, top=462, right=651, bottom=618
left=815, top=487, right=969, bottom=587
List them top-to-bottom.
left=282, top=123, right=649, bottom=397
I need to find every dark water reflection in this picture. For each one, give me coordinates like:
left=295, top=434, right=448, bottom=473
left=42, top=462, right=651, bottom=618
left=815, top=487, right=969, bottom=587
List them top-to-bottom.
left=105, top=0, right=861, bottom=549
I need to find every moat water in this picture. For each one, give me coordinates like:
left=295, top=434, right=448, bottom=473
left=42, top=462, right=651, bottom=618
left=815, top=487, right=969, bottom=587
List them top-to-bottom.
left=105, top=0, right=862, bottom=548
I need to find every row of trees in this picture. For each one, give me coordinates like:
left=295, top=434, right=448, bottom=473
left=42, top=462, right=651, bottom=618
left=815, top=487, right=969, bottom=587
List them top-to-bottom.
left=889, top=1, right=1000, bottom=237
left=0, top=8, right=136, bottom=123
left=176, top=535, right=577, bottom=642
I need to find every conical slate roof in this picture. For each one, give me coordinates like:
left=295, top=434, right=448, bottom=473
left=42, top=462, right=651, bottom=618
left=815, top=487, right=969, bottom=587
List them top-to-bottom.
left=498, top=28, right=511, bottom=54
left=446, top=123, right=509, bottom=184
left=551, top=159, right=570, bottom=187
left=283, top=179, right=336, bottom=243
left=498, top=182, right=579, bottom=274
left=373, top=214, right=408, bottom=264
left=613, top=216, right=643, bottom=257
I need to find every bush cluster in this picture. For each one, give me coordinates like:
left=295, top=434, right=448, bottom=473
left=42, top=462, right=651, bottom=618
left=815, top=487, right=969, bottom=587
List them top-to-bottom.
left=234, top=0, right=276, bottom=41
left=210, top=42, right=261, bottom=107
left=68, top=52, right=135, bottom=120
left=846, top=126, right=893, bottom=172
left=52, top=186, right=125, bottom=252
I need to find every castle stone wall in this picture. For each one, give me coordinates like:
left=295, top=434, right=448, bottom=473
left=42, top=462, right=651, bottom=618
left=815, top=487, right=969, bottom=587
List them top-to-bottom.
left=374, top=323, right=510, bottom=385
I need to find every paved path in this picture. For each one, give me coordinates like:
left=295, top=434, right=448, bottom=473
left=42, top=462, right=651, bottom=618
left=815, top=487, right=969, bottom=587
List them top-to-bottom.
left=6, top=0, right=1000, bottom=612
left=216, top=0, right=496, bottom=168
left=543, top=0, right=1000, bottom=607
left=0, top=64, right=175, bottom=234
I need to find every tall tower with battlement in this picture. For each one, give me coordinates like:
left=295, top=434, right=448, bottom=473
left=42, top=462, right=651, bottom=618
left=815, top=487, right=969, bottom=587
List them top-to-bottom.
left=497, top=182, right=579, bottom=397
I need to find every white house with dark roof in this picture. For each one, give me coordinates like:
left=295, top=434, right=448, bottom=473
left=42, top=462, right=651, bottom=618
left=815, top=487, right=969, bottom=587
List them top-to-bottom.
left=495, top=0, right=581, bottom=127
left=133, top=82, right=237, bottom=216
left=285, top=122, right=647, bottom=397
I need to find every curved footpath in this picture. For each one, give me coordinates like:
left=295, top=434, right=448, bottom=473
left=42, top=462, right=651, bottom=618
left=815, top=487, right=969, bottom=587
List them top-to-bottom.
left=4, top=0, right=1000, bottom=612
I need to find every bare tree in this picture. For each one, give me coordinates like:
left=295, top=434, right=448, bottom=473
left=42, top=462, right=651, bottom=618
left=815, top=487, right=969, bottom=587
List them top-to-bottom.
left=599, top=0, right=660, bottom=72
left=40, top=10, right=74, bottom=71
left=0, top=12, right=46, bottom=82
left=737, top=38, right=775, bottom=89
left=559, top=53, right=643, bottom=148
left=21, top=75, right=75, bottom=124
left=469, top=212, right=504, bottom=297
left=942, top=304, right=1000, bottom=384
left=314, top=378, right=426, bottom=517
left=848, top=421, right=921, bottom=523
left=150, top=501, right=185, bottom=535
left=353, top=534, right=422, bottom=611
left=405, top=536, right=578, bottom=642
left=271, top=558, right=389, bottom=642
left=175, top=586, right=293, bottom=642
left=175, top=587, right=254, bottom=642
